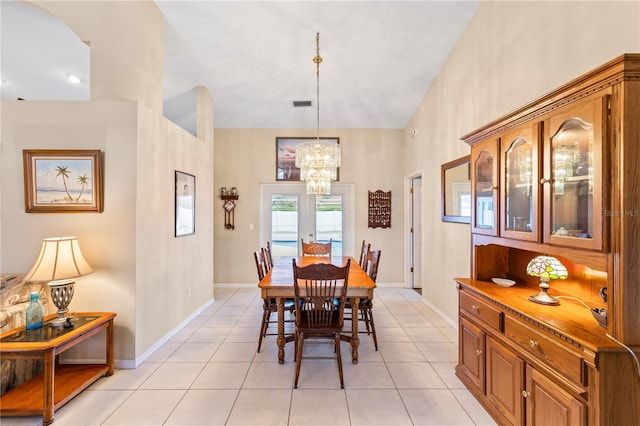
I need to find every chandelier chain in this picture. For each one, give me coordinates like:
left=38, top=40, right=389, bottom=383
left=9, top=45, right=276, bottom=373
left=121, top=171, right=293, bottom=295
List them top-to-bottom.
left=314, top=32, right=322, bottom=141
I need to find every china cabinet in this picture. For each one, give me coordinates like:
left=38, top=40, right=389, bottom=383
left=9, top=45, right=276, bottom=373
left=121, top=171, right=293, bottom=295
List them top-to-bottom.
left=457, top=54, right=640, bottom=426
left=471, top=138, right=499, bottom=235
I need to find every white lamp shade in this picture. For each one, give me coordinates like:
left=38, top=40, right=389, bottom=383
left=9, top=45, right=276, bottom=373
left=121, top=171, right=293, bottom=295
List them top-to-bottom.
left=25, top=237, right=93, bottom=282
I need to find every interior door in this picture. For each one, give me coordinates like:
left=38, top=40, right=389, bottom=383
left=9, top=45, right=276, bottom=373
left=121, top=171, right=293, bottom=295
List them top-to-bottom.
left=411, top=176, right=423, bottom=288
left=261, top=183, right=354, bottom=262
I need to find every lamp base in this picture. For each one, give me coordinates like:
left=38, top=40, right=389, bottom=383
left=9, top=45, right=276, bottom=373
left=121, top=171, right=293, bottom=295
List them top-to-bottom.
left=48, top=278, right=75, bottom=326
left=529, top=289, right=560, bottom=305
left=50, top=316, right=66, bottom=327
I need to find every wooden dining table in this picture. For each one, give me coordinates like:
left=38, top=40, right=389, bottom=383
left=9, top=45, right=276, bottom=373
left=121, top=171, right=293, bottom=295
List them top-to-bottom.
left=258, top=255, right=376, bottom=364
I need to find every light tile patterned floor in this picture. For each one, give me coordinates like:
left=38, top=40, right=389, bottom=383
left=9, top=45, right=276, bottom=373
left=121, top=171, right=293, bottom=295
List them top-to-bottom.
left=2, top=288, right=496, bottom=425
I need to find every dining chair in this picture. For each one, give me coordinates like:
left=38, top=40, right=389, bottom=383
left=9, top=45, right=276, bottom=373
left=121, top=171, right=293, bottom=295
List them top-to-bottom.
left=301, top=238, right=332, bottom=256
left=358, top=240, right=371, bottom=269
left=264, top=241, right=274, bottom=269
left=345, top=249, right=381, bottom=350
left=254, top=250, right=294, bottom=353
left=292, top=258, right=351, bottom=389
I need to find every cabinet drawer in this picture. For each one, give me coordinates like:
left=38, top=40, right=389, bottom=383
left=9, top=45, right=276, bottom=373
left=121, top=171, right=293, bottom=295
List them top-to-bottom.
left=460, top=291, right=503, bottom=332
left=504, top=317, right=584, bottom=385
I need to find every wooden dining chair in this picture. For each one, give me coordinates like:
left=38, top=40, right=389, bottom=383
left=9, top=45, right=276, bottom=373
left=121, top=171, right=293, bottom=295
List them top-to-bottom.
left=301, top=238, right=332, bottom=256
left=358, top=240, right=371, bottom=269
left=264, top=241, right=274, bottom=270
left=345, top=249, right=381, bottom=350
left=254, top=250, right=294, bottom=353
left=292, top=258, right=351, bottom=389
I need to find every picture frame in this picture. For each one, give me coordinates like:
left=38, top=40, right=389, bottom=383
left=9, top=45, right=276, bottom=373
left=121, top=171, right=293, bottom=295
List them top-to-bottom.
left=276, top=137, right=340, bottom=181
left=23, top=149, right=103, bottom=213
left=441, top=155, right=471, bottom=223
left=175, top=170, right=195, bottom=237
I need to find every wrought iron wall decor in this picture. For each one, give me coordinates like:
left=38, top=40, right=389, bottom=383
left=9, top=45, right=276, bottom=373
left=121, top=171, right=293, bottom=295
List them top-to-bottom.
left=220, top=187, right=238, bottom=230
left=368, top=190, right=391, bottom=228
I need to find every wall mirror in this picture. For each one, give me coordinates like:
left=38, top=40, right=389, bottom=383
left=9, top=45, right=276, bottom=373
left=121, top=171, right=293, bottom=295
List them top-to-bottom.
left=441, top=155, right=471, bottom=223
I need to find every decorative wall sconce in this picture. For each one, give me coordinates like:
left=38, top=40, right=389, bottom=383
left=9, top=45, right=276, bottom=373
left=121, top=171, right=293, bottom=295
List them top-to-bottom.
left=220, top=187, right=238, bottom=230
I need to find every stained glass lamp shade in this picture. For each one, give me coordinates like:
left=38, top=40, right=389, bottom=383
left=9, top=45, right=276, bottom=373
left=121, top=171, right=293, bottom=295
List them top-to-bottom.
left=526, top=255, right=568, bottom=305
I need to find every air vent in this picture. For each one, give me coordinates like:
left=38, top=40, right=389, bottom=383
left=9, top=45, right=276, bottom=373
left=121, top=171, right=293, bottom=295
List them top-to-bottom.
left=292, top=100, right=313, bottom=107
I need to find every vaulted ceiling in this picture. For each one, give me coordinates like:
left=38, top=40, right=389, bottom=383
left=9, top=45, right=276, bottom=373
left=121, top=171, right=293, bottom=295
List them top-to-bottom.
left=1, top=1, right=479, bottom=131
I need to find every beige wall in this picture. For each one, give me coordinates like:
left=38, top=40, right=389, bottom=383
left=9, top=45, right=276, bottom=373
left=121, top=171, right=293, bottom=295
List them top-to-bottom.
left=406, top=0, right=640, bottom=322
left=0, top=1, right=214, bottom=365
left=213, top=128, right=405, bottom=285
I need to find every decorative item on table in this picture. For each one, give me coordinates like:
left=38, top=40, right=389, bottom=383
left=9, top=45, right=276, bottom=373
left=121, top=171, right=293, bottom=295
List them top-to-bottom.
left=294, top=33, right=340, bottom=195
left=24, top=237, right=94, bottom=327
left=526, top=255, right=568, bottom=305
left=491, top=278, right=516, bottom=287
left=25, top=291, right=44, bottom=329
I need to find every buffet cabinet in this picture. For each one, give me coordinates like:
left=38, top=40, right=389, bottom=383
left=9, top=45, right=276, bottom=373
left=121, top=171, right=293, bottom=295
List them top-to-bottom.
left=456, top=54, right=640, bottom=425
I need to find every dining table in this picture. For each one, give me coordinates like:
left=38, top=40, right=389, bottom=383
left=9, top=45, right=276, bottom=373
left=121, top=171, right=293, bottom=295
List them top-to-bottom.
left=258, top=255, right=376, bottom=364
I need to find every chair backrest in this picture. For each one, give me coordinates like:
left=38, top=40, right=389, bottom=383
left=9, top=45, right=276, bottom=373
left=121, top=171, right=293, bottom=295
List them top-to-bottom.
left=301, top=238, right=332, bottom=256
left=358, top=240, right=371, bottom=269
left=264, top=241, right=274, bottom=269
left=261, top=247, right=272, bottom=271
left=365, top=249, right=381, bottom=282
left=254, top=250, right=269, bottom=281
left=292, top=258, right=350, bottom=328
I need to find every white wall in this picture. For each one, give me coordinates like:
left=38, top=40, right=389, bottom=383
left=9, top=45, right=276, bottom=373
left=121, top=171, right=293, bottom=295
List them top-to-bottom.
left=406, top=0, right=640, bottom=323
left=0, top=2, right=214, bottom=365
left=213, top=128, right=405, bottom=285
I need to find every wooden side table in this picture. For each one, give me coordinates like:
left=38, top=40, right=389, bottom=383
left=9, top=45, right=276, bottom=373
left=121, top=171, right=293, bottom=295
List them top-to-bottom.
left=0, top=312, right=116, bottom=425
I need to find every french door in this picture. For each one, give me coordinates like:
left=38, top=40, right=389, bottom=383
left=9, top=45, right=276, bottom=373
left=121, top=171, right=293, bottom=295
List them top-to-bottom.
left=261, top=183, right=354, bottom=262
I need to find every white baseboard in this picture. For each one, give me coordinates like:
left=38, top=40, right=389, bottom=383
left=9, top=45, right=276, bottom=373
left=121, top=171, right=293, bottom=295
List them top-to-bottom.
left=73, top=297, right=216, bottom=369
left=421, top=297, right=458, bottom=329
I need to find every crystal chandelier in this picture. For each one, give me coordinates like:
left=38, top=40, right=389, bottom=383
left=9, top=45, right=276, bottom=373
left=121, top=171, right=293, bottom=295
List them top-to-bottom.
left=295, top=33, right=341, bottom=195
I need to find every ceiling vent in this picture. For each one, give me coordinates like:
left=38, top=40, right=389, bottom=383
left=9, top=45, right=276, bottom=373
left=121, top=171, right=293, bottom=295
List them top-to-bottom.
left=292, top=100, right=312, bottom=107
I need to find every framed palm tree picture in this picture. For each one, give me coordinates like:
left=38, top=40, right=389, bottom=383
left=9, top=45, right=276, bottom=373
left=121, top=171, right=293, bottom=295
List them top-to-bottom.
left=23, top=149, right=103, bottom=213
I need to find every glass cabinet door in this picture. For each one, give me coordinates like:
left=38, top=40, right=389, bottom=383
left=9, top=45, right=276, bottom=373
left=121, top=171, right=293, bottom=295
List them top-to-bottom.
left=543, top=94, right=607, bottom=250
left=501, top=124, right=539, bottom=241
left=472, top=139, right=499, bottom=236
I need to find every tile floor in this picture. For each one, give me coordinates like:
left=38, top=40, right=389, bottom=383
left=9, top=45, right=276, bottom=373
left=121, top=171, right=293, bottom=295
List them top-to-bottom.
left=3, top=287, right=496, bottom=426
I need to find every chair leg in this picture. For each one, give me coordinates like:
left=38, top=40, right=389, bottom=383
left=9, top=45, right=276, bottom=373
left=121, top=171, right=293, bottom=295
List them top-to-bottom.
left=361, top=307, right=371, bottom=334
left=367, top=307, right=378, bottom=351
left=257, top=308, right=269, bottom=353
left=294, top=331, right=304, bottom=389
left=335, top=332, right=344, bottom=389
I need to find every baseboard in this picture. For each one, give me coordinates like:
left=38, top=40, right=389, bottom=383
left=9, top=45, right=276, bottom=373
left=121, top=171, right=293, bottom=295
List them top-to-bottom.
left=68, top=297, right=216, bottom=369
left=421, top=297, right=458, bottom=329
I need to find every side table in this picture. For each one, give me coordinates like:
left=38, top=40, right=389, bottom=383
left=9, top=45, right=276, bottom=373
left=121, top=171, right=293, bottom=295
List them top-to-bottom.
left=0, top=312, right=116, bottom=425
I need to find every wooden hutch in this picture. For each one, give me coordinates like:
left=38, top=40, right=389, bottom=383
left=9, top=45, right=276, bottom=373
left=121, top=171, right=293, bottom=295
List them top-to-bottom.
left=455, top=54, right=640, bottom=425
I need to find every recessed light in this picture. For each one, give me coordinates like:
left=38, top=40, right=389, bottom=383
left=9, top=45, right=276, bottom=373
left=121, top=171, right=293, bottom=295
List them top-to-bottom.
left=65, top=73, right=81, bottom=84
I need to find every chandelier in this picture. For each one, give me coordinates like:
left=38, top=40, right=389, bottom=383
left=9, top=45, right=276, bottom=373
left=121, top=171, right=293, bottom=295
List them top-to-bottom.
left=295, top=33, right=341, bottom=195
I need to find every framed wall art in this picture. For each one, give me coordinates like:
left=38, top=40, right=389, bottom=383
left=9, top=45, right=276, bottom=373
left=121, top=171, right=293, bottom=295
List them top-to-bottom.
left=276, top=137, right=340, bottom=181
left=23, top=149, right=103, bottom=213
left=175, top=170, right=195, bottom=237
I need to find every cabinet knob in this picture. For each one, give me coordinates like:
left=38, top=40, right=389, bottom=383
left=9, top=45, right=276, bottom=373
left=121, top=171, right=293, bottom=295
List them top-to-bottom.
left=540, top=178, right=551, bottom=184
left=471, top=305, right=479, bottom=312
left=529, top=340, right=538, bottom=348
left=476, top=349, right=483, bottom=356
left=522, top=390, right=531, bottom=398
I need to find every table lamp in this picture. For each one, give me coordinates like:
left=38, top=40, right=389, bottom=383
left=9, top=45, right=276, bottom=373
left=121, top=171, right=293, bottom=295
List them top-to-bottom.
left=24, top=237, right=93, bottom=326
left=526, top=255, right=568, bottom=305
